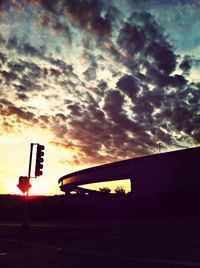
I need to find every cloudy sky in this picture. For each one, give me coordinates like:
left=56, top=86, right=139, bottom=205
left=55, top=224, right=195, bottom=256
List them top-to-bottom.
left=0, top=0, right=200, bottom=195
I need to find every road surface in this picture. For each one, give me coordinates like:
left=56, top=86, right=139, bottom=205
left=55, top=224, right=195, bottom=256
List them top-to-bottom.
left=1, top=219, right=200, bottom=267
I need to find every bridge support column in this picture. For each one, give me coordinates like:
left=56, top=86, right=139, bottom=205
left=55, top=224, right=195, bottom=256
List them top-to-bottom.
left=130, top=178, right=134, bottom=194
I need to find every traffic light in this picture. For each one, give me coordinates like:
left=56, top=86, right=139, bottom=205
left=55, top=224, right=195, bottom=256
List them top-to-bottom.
left=35, top=144, right=45, bottom=177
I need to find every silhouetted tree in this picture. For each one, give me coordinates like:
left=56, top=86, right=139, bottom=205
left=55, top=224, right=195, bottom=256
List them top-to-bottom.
left=114, top=186, right=126, bottom=195
left=99, top=187, right=111, bottom=194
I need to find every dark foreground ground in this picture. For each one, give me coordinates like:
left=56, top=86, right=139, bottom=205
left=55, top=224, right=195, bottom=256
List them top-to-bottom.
left=1, top=218, right=200, bottom=268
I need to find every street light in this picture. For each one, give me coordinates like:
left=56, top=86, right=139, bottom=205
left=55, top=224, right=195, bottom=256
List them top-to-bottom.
left=156, top=141, right=161, bottom=153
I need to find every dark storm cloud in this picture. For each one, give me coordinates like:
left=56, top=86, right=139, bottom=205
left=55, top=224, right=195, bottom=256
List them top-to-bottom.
left=1, top=0, right=199, bottom=164
left=28, top=0, right=112, bottom=37
left=33, top=0, right=60, bottom=13
left=63, top=0, right=111, bottom=36
left=3, top=1, right=72, bottom=44
left=30, top=5, right=200, bottom=158
left=33, top=5, right=200, bottom=160
left=105, top=5, right=123, bottom=25
left=115, top=11, right=177, bottom=76
left=40, top=13, right=72, bottom=44
left=91, top=16, right=111, bottom=37
left=52, top=20, right=72, bottom=43
left=117, top=22, right=145, bottom=54
left=111, top=32, right=197, bottom=152
left=7, top=35, right=47, bottom=58
left=7, top=35, right=19, bottom=50
left=147, top=41, right=176, bottom=75
left=23, top=43, right=46, bottom=57
left=102, top=43, right=125, bottom=67
left=0, top=52, right=6, bottom=65
left=179, top=55, right=192, bottom=75
left=5, top=56, right=73, bottom=95
left=1, top=58, right=45, bottom=93
left=48, top=58, right=74, bottom=75
left=48, top=58, right=65, bottom=67
left=8, top=60, right=42, bottom=79
left=7, top=61, right=26, bottom=73
left=26, top=62, right=42, bottom=79
left=83, top=65, right=97, bottom=81
left=49, top=68, right=61, bottom=77
left=0, top=70, right=17, bottom=84
left=146, top=70, right=187, bottom=88
left=18, top=73, right=41, bottom=91
left=48, top=73, right=198, bottom=164
left=116, top=75, right=139, bottom=99
left=169, top=75, right=187, bottom=88
left=133, top=76, right=199, bottom=145
left=98, top=80, right=107, bottom=90
left=155, top=81, right=200, bottom=144
left=14, top=84, right=28, bottom=92
left=144, top=87, right=165, bottom=108
left=102, top=89, right=154, bottom=150
left=103, top=90, right=124, bottom=118
left=16, top=93, right=29, bottom=101
left=43, top=93, right=121, bottom=164
left=132, top=95, right=154, bottom=122
left=0, top=98, right=13, bottom=106
left=0, top=101, right=35, bottom=121
left=87, top=102, right=106, bottom=122
left=67, top=104, right=83, bottom=117
left=161, top=104, right=194, bottom=135
left=11, top=106, right=34, bottom=121
left=172, top=106, right=194, bottom=133
left=55, top=113, right=68, bottom=121
left=38, top=114, right=50, bottom=124
left=66, top=115, right=112, bottom=164
left=151, top=127, right=172, bottom=144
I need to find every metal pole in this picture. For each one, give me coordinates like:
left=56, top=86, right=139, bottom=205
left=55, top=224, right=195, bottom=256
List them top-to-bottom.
left=21, top=143, right=34, bottom=231
left=28, top=143, right=34, bottom=180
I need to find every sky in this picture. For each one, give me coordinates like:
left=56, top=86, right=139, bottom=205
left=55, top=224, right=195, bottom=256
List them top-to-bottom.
left=0, top=0, right=200, bottom=195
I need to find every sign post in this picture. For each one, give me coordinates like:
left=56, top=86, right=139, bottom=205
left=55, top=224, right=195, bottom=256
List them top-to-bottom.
left=17, top=143, right=45, bottom=231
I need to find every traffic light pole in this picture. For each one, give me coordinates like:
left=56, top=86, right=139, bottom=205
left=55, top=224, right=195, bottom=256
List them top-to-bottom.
left=20, top=143, right=45, bottom=231
left=21, top=143, right=35, bottom=231
left=28, top=143, right=34, bottom=183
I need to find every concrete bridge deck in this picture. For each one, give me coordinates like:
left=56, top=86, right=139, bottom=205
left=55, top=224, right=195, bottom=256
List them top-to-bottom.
left=58, top=147, right=200, bottom=200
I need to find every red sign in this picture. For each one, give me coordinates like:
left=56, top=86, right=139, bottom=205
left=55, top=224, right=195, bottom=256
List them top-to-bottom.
left=17, top=176, right=31, bottom=193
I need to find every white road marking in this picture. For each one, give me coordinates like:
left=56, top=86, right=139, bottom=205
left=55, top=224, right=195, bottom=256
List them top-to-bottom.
left=0, top=252, right=8, bottom=256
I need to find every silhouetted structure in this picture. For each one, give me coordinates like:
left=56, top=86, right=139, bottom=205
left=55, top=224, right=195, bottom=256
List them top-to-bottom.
left=58, top=147, right=200, bottom=202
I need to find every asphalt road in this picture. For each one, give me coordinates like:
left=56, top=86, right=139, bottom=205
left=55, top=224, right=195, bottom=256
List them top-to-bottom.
left=1, top=219, right=200, bottom=267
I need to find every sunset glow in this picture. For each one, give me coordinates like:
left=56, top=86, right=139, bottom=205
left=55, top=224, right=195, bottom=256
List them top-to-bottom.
left=0, top=0, right=200, bottom=195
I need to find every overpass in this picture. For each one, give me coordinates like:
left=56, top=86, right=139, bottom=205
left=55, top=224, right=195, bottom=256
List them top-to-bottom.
left=58, top=147, right=200, bottom=200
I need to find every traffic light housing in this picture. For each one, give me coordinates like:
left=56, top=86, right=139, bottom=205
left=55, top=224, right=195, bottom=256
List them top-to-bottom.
left=35, top=144, right=45, bottom=177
